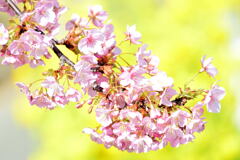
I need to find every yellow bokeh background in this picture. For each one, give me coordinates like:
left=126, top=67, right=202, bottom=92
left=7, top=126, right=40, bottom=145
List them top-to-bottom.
left=1, top=0, right=240, bottom=159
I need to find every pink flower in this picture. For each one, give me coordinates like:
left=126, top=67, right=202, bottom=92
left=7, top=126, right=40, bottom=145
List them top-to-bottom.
left=31, top=0, right=66, bottom=35
left=88, top=5, right=108, bottom=27
left=34, top=6, right=56, bottom=26
left=66, top=14, right=89, bottom=31
left=66, top=14, right=79, bottom=30
left=0, top=23, right=8, bottom=45
left=97, top=24, right=121, bottom=56
left=101, top=24, right=115, bottom=40
left=125, top=25, right=142, bottom=44
left=2, top=29, right=51, bottom=68
left=20, top=29, right=50, bottom=59
left=78, top=29, right=104, bottom=54
left=99, top=38, right=119, bottom=56
left=8, top=40, right=30, bottom=55
left=136, top=44, right=151, bottom=66
left=136, top=45, right=160, bottom=74
left=2, top=54, right=29, bottom=68
left=74, top=55, right=109, bottom=97
left=200, top=56, right=218, bottom=77
left=74, top=57, right=98, bottom=89
left=29, top=59, right=45, bottom=68
left=119, top=66, right=145, bottom=87
left=147, top=72, right=174, bottom=91
left=41, top=76, right=64, bottom=97
left=96, top=76, right=110, bottom=92
left=16, top=77, right=83, bottom=109
left=41, top=77, right=68, bottom=107
left=16, top=82, right=31, bottom=99
left=17, top=82, right=55, bottom=109
left=204, top=85, right=225, bottom=113
left=160, top=87, right=177, bottom=106
left=66, top=88, right=82, bottom=102
left=123, top=89, right=140, bottom=105
left=100, top=92, right=127, bottom=109
left=114, top=93, right=126, bottom=109
left=30, top=94, right=55, bottom=109
left=54, top=95, right=68, bottom=106
left=192, top=103, right=204, bottom=118
left=95, top=108, right=113, bottom=127
left=149, top=108, right=161, bottom=119
left=119, top=109, right=143, bottom=123
left=171, top=110, right=191, bottom=128
left=142, top=117, right=157, bottom=134
left=187, top=119, right=205, bottom=133
left=112, top=122, right=131, bottom=136
left=164, top=125, right=185, bottom=147
left=82, top=128, right=103, bottom=144
left=115, top=134, right=133, bottom=150
left=130, top=136, right=153, bottom=153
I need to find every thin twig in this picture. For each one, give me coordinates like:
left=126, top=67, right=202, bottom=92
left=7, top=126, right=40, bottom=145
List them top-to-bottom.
left=6, top=0, right=76, bottom=68
left=118, top=55, right=131, bottom=66
left=184, top=72, right=201, bottom=88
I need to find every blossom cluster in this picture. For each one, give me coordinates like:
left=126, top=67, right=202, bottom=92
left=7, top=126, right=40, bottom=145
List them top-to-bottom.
left=0, top=0, right=225, bottom=153
left=2, top=28, right=51, bottom=68
left=17, top=76, right=81, bottom=109
left=83, top=104, right=205, bottom=152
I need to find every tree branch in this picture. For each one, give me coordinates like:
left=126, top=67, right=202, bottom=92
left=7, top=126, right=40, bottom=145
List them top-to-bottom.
left=6, top=0, right=76, bottom=68
left=6, top=0, right=22, bottom=16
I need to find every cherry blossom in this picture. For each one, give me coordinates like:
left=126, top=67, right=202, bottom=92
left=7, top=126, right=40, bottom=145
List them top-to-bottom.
left=22, top=0, right=67, bottom=35
left=34, top=5, right=56, bottom=26
left=88, top=5, right=108, bottom=27
left=65, top=14, right=89, bottom=31
left=125, top=25, right=142, bottom=44
left=1, top=29, right=51, bottom=68
left=20, top=29, right=50, bottom=58
left=78, top=29, right=104, bottom=54
left=8, top=40, right=30, bottom=55
left=136, top=44, right=159, bottom=74
left=2, top=50, right=29, bottom=68
left=200, top=55, right=218, bottom=77
left=74, top=56, right=98, bottom=91
left=119, top=66, right=145, bottom=87
left=147, top=71, right=174, bottom=91
left=41, top=76, right=65, bottom=97
left=16, top=82, right=31, bottom=98
left=204, top=85, right=226, bottom=113
left=160, top=87, right=177, bottom=106
left=66, top=88, right=82, bottom=102
left=30, top=94, right=55, bottom=109
left=83, top=105, right=207, bottom=152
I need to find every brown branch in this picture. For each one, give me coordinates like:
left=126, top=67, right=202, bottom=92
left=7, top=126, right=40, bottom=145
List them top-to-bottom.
left=6, top=0, right=76, bottom=68
left=6, top=0, right=22, bottom=16
left=52, top=44, right=75, bottom=67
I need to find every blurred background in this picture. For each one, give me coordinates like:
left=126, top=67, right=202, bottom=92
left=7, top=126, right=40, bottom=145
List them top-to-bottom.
left=1, top=0, right=240, bottom=159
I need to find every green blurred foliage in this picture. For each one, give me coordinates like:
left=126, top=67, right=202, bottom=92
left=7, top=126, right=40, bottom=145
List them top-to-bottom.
left=9, top=0, right=240, bottom=159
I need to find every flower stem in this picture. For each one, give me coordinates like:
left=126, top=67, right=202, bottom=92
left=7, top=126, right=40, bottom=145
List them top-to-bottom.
left=118, top=55, right=131, bottom=66
left=184, top=72, right=201, bottom=88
